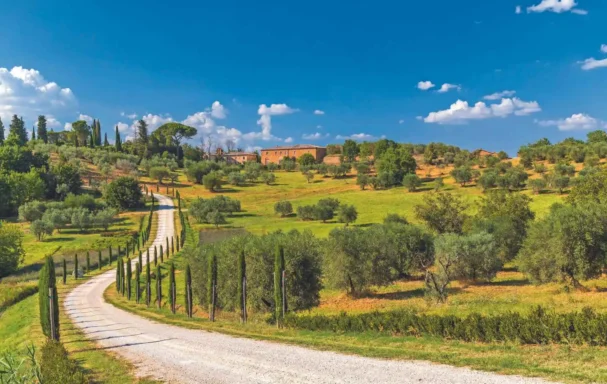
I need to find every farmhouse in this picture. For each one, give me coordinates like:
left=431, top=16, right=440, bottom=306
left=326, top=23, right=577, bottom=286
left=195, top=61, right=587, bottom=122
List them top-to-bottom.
left=261, top=144, right=327, bottom=165
left=224, top=151, right=258, bottom=164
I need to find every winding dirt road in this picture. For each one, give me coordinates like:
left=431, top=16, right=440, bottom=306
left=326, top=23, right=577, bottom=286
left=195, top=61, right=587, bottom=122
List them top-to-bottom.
left=65, top=194, right=552, bottom=384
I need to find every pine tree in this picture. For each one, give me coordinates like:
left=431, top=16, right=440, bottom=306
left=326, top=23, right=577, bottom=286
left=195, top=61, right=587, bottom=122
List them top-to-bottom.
left=6, top=115, right=27, bottom=146
left=36, top=115, right=47, bottom=143
left=0, top=116, right=4, bottom=145
left=115, top=126, right=122, bottom=151
left=104, top=132, right=109, bottom=147
left=274, top=245, right=285, bottom=324
left=238, top=250, right=246, bottom=323
left=208, top=252, right=217, bottom=322
left=74, top=254, right=79, bottom=279
left=39, top=256, right=59, bottom=340
left=62, top=258, right=67, bottom=285
left=126, top=260, right=132, bottom=300
left=169, top=263, right=176, bottom=314
left=156, top=264, right=162, bottom=309
left=185, top=264, right=192, bottom=318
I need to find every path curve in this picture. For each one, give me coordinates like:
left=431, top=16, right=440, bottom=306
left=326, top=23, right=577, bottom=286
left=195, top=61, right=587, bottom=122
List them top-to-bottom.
left=65, top=194, right=552, bottom=384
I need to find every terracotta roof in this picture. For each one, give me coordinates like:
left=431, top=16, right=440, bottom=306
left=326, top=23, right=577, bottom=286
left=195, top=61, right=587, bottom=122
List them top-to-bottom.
left=261, top=144, right=325, bottom=151
left=224, top=152, right=256, bottom=156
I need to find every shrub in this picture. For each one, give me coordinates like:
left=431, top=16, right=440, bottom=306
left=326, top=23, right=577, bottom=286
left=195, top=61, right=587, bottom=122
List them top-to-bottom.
left=202, top=171, right=222, bottom=192
left=228, top=172, right=246, bottom=186
left=260, top=172, right=276, bottom=185
left=104, top=177, right=143, bottom=211
left=64, top=193, right=98, bottom=211
left=274, top=200, right=293, bottom=217
left=18, top=201, right=46, bottom=222
left=297, top=205, right=316, bottom=221
left=383, top=213, right=408, bottom=225
left=31, top=219, right=54, bottom=241
left=0, top=222, right=25, bottom=278
left=40, top=340, right=86, bottom=384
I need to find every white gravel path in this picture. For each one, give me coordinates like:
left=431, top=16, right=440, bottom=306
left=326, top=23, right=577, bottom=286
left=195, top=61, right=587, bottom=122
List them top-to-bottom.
left=65, top=193, right=554, bottom=384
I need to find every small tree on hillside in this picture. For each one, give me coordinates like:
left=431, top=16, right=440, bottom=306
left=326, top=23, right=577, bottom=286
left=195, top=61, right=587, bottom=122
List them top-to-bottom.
left=303, top=170, right=315, bottom=184
left=202, top=172, right=222, bottom=192
left=260, top=172, right=276, bottom=185
left=402, top=174, right=422, bottom=192
left=104, top=177, right=143, bottom=211
left=274, top=200, right=293, bottom=217
left=337, top=205, right=358, bottom=226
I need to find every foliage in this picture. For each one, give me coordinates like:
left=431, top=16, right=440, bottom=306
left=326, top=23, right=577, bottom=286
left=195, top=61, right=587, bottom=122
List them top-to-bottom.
left=150, top=122, right=197, bottom=147
left=375, top=146, right=417, bottom=186
left=298, top=153, right=316, bottom=167
left=185, top=161, right=219, bottom=184
left=149, top=166, right=170, bottom=184
left=202, top=171, right=223, bottom=192
left=228, top=171, right=246, bottom=186
left=260, top=171, right=276, bottom=185
left=356, top=174, right=369, bottom=190
left=402, top=174, right=422, bottom=192
left=104, top=177, right=143, bottom=211
left=414, top=193, right=468, bottom=234
left=188, top=196, right=241, bottom=225
left=274, top=200, right=293, bottom=217
left=18, top=201, right=46, bottom=222
left=337, top=204, right=358, bottom=226
left=296, top=205, right=316, bottom=221
left=30, top=219, right=54, bottom=241
left=0, top=222, right=25, bottom=278
left=38, top=256, right=59, bottom=340
left=39, top=341, right=86, bottom=384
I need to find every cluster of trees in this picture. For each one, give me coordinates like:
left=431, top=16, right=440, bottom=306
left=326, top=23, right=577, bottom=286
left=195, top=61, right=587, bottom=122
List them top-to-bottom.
left=518, top=131, right=607, bottom=167
left=188, top=196, right=241, bottom=227
left=294, top=198, right=358, bottom=225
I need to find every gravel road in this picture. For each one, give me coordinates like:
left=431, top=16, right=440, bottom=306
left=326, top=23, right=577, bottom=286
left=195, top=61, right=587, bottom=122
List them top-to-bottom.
left=65, top=193, right=553, bottom=384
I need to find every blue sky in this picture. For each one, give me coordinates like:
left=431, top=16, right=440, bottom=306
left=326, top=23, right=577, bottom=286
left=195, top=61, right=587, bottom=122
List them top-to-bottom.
left=1, top=0, right=607, bottom=155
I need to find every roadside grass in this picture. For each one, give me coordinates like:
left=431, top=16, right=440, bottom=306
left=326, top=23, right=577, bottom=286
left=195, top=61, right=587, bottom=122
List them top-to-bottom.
left=163, top=171, right=563, bottom=238
left=0, top=281, right=37, bottom=313
left=105, top=282, right=607, bottom=383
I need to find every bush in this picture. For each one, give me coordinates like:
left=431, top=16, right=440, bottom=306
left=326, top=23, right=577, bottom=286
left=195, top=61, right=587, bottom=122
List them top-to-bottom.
left=185, top=161, right=219, bottom=184
left=203, top=171, right=223, bottom=192
left=228, top=172, right=246, bottom=186
left=260, top=172, right=276, bottom=185
left=104, top=177, right=143, bottom=211
left=64, top=193, right=98, bottom=211
left=188, top=196, right=241, bottom=224
left=274, top=200, right=293, bottom=217
left=18, top=201, right=46, bottom=222
left=297, top=205, right=316, bottom=221
left=383, top=213, right=408, bottom=225
left=0, top=222, right=25, bottom=278
left=436, top=232, right=500, bottom=282
left=284, top=306, right=607, bottom=346
left=40, top=341, right=86, bottom=384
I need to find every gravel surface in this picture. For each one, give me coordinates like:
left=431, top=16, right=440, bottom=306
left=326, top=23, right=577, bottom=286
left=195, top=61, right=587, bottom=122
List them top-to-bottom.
left=65, top=194, right=554, bottom=384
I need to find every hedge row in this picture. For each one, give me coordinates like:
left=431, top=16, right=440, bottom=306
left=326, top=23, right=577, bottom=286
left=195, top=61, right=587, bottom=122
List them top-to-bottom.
left=284, top=306, right=607, bottom=345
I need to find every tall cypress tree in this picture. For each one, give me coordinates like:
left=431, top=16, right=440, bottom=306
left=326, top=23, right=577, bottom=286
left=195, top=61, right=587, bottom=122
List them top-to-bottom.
left=6, top=115, right=27, bottom=146
left=37, top=115, right=48, bottom=143
left=0, top=116, right=4, bottom=145
left=31, top=126, right=36, bottom=141
left=115, top=126, right=122, bottom=151
left=104, top=132, right=109, bottom=147
left=166, top=237, right=170, bottom=258
left=160, top=245, right=163, bottom=263
left=274, top=245, right=285, bottom=324
left=109, top=246, right=113, bottom=265
left=154, top=246, right=158, bottom=266
left=238, top=250, right=246, bottom=323
left=138, top=251, right=143, bottom=270
left=86, top=252, right=90, bottom=274
left=208, top=252, right=217, bottom=321
left=74, top=254, right=79, bottom=279
left=39, top=256, right=60, bottom=340
left=116, top=257, right=122, bottom=292
left=62, top=258, right=67, bottom=285
left=121, top=259, right=126, bottom=296
left=126, top=261, right=132, bottom=300
left=135, top=262, right=141, bottom=304
left=146, top=262, right=151, bottom=307
left=169, top=263, right=176, bottom=314
left=156, top=264, right=162, bottom=309
left=185, top=264, right=192, bottom=318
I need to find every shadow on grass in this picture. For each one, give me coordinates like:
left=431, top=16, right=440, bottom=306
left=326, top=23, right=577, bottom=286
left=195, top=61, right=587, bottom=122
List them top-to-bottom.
left=364, top=288, right=426, bottom=300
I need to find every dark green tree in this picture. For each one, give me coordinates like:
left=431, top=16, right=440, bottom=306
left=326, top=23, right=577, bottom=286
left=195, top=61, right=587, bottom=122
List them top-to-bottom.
left=6, top=115, right=27, bottom=146
left=0, top=117, right=4, bottom=144
left=115, top=125, right=122, bottom=151
left=31, top=126, right=36, bottom=141
left=104, top=132, right=109, bottom=147
left=342, top=139, right=360, bottom=163
left=104, top=177, right=143, bottom=211
left=160, top=245, right=164, bottom=263
left=274, top=245, right=285, bottom=324
left=154, top=246, right=158, bottom=265
left=98, top=250, right=102, bottom=270
left=237, top=250, right=246, bottom=323
left=207, top=251, right=217, bottom=321
left=86, top=252, right=90, bottom=274
left=73, top=254, right=78, bottom=279
left=39, top=256, right=59, bottom=340
left=116, top=257, right=122, bottom=292
left=62, top=258, right=67, bottom=285
left=126, top=260, right=132, bottom=300
left=135, top=262, right=141, bottom=303
left=169, top=262, right=176, bottom=313
left=156, top=264, right=162, bottom=308
left=185, top=264, right=192, bottom=318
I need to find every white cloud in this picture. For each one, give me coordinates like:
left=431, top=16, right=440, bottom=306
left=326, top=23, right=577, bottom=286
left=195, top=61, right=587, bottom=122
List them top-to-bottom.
left=527, top=0, right=587, bottom=14
left=516, top=5, right=522, bottom=13
left=601, top=44, right=607, bottom=53
left=579, top=57, right=607, bottom=70
left=0, top=66, right=76, bottom=125
left=417, top=81, right=435, bottom=91
left=437, top=83, right=460, bottom=93
left=484, top=90, right=516, bottom=100
left=423, top=97, right=541, bottom=124
left=210, top=101, right=226, bottom=119
left=255, top=103, right=298, bottom=141
left=314, top=109, right=325, bottom=115
left=121, top=112, right=138, bottom=119
left=142, top=113, right=173, bottom=130
left=536, top=113, right=606, bottom=131
left=78, top=114, right=93, bottom=124
left=38, top=115, right=61, bottom=129
left=399, top=119, right=405, bottom=124
left=116, top=122, right=130, bottom=133
left=64, top=123, right=73, bottom=131
left=316, top=125, right=323, bottom=129
left=302, top=132, right=329, bottom=140
left=335, top=133, right=382, bottom=141
left=284, top=137, right=293, bottom=143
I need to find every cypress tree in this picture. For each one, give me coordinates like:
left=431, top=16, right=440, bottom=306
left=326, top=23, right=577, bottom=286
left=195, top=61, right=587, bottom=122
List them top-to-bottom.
left=6, top=115, right=27, bottom=146
left=37, top=115, right=48, bottom=143
left=0, top=116, right=4, bottom=145
left=96, top=120, right=102, bottom=146
left=115, top=125, right=122, bottom=151
left=31, top=126, right=36, bottom=141
left=104, top=132, right=109, bottom=147
left=89, top=134, right=94, bottom=148
left=176, top=235, right=180, bottom=252
left=166, top=237, right=170, bottom=258
left=171, top=237, right=175, bottom=255
left=126, top=241, right=130, bottom=257
left=118, top=245, right=121, bottom=258
left=160, top=245, right=163, bottom=263
left=274, top=245, right=285, bottom=324
left=109, top=246, right=113, bottom=265
left=154, top=246, right=158, bottom=266
left=147, top=249, right=150, bottom=266
left=98, top=250, right=102, bottom=270
left=237, top=250, right=246, bottom=323
left=138, top=251, right=143, bottom=270
left=86, top=252, right=90, bottom=274
left=207, top=252, right=217, bottom=322
left=74, top=254, right=78, bottom=279
left=38, top=256, right=59, bottom=340
left=116, top=257, right=122, bottom=292
left=62, top=258, right=67, bottom=285
left=121, top=259, right=126, bottom=296
left=126, top=261, right=132, bottom=300
left=135, top=262, right=141, bottom=304
left=146, top=262, right=151, bottom=307
left=169, top=263, right=176, bottom=314
left=185, top=264, right=192, bottom=318
left=156, top=265, right=162, bottom=309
